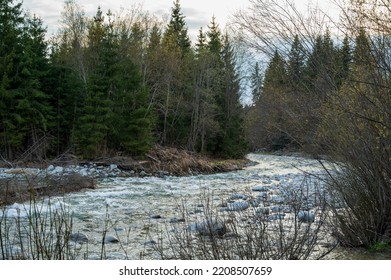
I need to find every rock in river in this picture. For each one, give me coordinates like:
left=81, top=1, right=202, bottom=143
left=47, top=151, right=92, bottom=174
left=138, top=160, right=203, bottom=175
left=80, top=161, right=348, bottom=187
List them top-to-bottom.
left=227, top=201, right=249, bottom=211
left=298, top=210, right=315, bottom=223
left=190, top=219, right=227, bottom=237
left=69, top=232, right=89, bottom=243
left=105, top=235, right=120, bottom=244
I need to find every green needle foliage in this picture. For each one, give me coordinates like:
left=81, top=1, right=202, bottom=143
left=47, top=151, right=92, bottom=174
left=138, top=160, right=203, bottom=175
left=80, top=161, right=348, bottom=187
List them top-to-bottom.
left=0, top=0, right=248, bottom=161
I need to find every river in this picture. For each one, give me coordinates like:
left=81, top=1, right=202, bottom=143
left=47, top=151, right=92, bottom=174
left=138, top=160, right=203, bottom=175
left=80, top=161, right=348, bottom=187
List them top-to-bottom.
left=2, top=153, right=385, bottom=260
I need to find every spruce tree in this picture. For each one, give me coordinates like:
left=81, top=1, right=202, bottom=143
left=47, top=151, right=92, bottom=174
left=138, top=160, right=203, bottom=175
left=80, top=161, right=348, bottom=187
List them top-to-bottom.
left=0, top=0, right=24, bottom=158
left=159, top=0, right=193, bottom=146
left=163, top=0, right=191, bottom=54
left=1, top=1, right=54, bottom=159
left=73, top=7, right=113, bottom=158
left=16, top=15, right=53, bottom=159
left=204, top=16, right=224, bottom=155
left=207, top=16, right=223, bottom=56
left=111, top=20, right=155, bottom=155
left=189, top=26, right=219, bottom=153
left=195, top=27, right=207, bottom=53
left=306, top=30, right=338, bottom=98
left=218, top=35, right=247, bottom=158
left=287, top=35, right=305, bottom=93
left=335, top=35, right=352, bottom=88
left=47, top=45, right=83, bottom=156
left=259, top=50, right=290, bottom=150
left=263, top=50, right=286, bottom=92
left=250, top=62, right=262, bottom=104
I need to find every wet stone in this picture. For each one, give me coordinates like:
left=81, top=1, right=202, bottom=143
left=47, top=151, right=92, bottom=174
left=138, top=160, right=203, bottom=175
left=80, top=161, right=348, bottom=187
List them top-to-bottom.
left=252, top=186, right=270, bottom=192
left=230, top=193, right=248, bottom=200
left=227, top=201, right=249, bottom=211
left=298, top=210, right=315, bottom=223
left=150, top=214, right=162, bottom=219
left=169, top=218, right=186, bottom=223
left=69, top=232, right=89, bottom=243
left=105, top=235, right=120, bottom=244
left=144, top=240, right=157, bottom=246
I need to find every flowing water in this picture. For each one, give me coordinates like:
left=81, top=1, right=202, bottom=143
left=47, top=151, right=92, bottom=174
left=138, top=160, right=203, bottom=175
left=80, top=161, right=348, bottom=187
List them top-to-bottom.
left=2, top=153, right=387, bottom=259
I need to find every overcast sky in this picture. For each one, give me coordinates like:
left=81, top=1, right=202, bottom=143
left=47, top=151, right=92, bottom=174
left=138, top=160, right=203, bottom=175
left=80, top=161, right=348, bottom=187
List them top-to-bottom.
left=21, top=0, right=335, bottom=42
left=22, top=0, right=245, bottom=40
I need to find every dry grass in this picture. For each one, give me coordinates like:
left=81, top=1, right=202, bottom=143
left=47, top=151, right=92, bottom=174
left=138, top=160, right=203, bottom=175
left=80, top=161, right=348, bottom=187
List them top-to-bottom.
left=146, top=145, right=248, bottom=176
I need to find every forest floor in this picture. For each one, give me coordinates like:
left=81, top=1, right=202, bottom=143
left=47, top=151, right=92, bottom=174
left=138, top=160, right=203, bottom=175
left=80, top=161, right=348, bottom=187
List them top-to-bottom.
left=0, top=145, right=251, bottom=206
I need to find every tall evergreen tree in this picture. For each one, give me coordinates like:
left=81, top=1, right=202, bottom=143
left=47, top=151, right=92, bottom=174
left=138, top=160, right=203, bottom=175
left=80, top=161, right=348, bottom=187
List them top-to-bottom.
left=0, top=0, right=25, bottom=158
left=159, top=0, right=193, bottom=146
left=162, top=0, right=191, bottom=54
left=1, top=1, right=53, bottom=159
left=73, top=7, right=113, bottom=158
left=16, top=15, right=53, bottom=159
left=202, top=16, right=225, bottom=154
left=207, top=16, right=223, bottom=57
left=111, top=18, right=155, bottom=155
left=189, top=25, right=219, bottom=153
left=195, top=27, right=207, bottom=53
left=306, top=30, right=337, bottom=98
left=218, top=35, right=247, bottom=158
left=287, top=35, right=305, bottom=93
left=335, top=35, right=352, bottom=88
left=47, top=43, right=83, bottom=156
left=258, top=50, right=290, bottom=150
left=263, top=50, right=286, bottom=93
left=250, top=62, right=262, bottom=104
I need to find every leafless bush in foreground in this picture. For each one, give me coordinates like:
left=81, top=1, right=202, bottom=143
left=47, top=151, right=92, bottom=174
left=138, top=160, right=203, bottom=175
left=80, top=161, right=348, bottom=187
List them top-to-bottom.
left=150, top=177, right=337, bottom=260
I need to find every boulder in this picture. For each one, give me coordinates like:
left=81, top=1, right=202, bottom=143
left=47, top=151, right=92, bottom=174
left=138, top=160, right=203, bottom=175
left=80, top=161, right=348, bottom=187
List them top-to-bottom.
left=252, top=186, right=270, bottom=192
left=230, top=193, right=248, bottom=200
left=227, top=201, right=249, bottom=211
left=255, top=207, right=271, bottom=215
left=298, top=210, right=315, bottom=223
left=268, top=213, right=285, bottom=221
left=150, top=214, right=162, bottom=219
left=169, top=217, right=186, bottom=223
left=190, top=219, right=227, bottom=237
left=69, top=232, right=89, bottom=243
left=105, top=235, right=120, bottom=244
left=144, top=240, right=157, bottom=246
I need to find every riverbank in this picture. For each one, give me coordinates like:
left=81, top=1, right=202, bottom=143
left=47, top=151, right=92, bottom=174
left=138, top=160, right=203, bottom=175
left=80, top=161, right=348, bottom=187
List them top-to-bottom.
left=0, top=146, right=251, bottom=206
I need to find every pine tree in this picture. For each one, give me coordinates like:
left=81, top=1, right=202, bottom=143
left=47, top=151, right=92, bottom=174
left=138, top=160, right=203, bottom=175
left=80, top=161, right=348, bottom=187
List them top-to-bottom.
left=0, top=0, right=25, bottom=158
left=1, top=0, right=53, bottom=159
left=159, top=0, right=193, bottom=146
left=162, top=0, right=191, bottom=54
left=73, top=7, right=113, bottom=158
left=16, top=15, right=53, bottom=159
left=203, top=16, right=225, bottom=155
left=207, top=16, right=223, bottom=61
left=111, top=19, right=155, bottom=155
left=189, top=26, right=219, bottom=153
left=195, top=27, right=207, bottom=54
left=352, top=29, right=374, bottom=72
left=306, top=30, right=338, bottom=98
left=218, top=35, right=247, bottom=158
left=287, top=35, right=305, bottom=93
left=337, top=35, right=352, bottom=87
left=47, top=44, right=83, bottom=156
left=259, top=50, right=290, bottom=150
left=263, top=50, right=286, bottom=92
left=250, top=62, right=262, bottom=104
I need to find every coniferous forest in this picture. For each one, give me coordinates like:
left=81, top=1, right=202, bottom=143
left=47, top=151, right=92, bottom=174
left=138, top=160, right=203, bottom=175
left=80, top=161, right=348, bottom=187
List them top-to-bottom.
left=1, top=0, right=247, bottom=161
left=1, top=0, right=391, bottom=255
left=1, top=0, right=391, bottom=173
